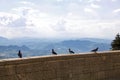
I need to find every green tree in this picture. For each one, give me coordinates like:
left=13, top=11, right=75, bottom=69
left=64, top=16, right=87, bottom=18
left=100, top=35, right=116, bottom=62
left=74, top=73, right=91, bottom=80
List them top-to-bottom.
left=111, top=33, right=120, bottom=50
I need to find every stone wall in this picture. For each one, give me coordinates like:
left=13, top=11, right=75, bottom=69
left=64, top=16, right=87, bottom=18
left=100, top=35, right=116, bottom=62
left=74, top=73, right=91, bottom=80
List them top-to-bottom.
left=0, top=51, right=120, bottom=80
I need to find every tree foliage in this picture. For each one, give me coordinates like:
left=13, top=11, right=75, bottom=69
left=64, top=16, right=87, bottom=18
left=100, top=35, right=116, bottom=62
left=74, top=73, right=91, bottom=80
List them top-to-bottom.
left=111, top=33, right=120, bottom=50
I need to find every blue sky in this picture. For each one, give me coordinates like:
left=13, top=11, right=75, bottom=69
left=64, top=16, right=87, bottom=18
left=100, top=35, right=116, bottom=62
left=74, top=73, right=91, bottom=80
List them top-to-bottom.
left=0, top=0, right=120, bottom=39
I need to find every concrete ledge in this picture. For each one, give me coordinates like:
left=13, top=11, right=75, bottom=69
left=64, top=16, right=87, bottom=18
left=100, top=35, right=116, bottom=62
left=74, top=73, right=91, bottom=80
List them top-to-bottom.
left=0, top=50, right=120, bottom=80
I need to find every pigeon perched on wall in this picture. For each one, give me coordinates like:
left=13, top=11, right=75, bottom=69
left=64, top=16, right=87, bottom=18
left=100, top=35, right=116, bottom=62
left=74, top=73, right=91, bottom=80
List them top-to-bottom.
left=91, top=47, right=99, bottom=53
left=69, top=48, right=75, bottom=54
left=52, top=49, right=57, bottom=55
left=18, top=50, right=22, bottom=58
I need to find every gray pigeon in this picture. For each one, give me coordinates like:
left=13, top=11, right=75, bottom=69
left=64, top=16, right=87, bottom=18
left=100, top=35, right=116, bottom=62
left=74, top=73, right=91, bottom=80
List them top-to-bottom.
left=91, top=47, right=99, bottom=53
left=69, top=48, right=75, bottom=54
left=52, top=49, right=57, bottom=55
left=18, top=50, right=22, bottom=58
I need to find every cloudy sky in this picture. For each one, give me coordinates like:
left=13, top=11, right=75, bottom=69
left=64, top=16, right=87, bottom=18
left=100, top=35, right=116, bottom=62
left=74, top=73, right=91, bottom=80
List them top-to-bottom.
left=0, top=0, right=120, bottom=39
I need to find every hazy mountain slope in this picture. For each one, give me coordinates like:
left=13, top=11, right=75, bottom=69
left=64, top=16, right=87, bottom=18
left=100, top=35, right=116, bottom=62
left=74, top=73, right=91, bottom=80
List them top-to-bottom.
left=0, top=37, right=111, bottom=59
left=45, top=40, right=111, bottom=54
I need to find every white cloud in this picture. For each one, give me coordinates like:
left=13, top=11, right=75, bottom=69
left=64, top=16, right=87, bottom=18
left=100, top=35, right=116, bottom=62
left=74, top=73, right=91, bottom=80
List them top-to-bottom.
left=0, top=0, right=120, bottom=39
left=56, top=0, right=63, bottom=2
left=79, top=0, right=83, bottom=2
left=88, top=0, right=101, bottom=3
left=96, top=0, right=101, bottom=2
left=111, top=0, right=117, bottom=2
left=19, top=1, right=36, bottom=6
left=90, top=3, right=100, bottom=8
left=12, top=7, right=39, bottom=17
left=84, top=7, right=98, bottom=17
left=84, top=8, right=94, bottom=13
left=113, top=9, right=120, bottom=13
left=0, top=11, right=120, bottom=39
left=0, top=12, right=20, bottom=25
left=7, top=17, right=26, bottom=27
left=52, top=19, right=66, bottom=31
left=62, top=20, right=120, bottom=39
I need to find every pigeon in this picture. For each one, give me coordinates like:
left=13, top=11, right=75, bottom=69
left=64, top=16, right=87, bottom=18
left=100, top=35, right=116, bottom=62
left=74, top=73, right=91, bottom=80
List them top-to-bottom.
left=91, top=47, right=99, bottom=53
left=69, top=48, right=75, bottom=54
left=52, top=49, right=57, bottom=55
left=18, top=50, right=22, bottom=58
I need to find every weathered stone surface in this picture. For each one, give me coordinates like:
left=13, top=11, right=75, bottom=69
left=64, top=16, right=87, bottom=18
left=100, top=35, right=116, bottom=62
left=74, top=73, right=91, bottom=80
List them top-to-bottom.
left=0, top=51, right=120, bottom=80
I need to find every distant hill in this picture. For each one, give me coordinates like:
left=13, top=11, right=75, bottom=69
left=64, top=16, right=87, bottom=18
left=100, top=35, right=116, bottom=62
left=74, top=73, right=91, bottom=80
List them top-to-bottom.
left=0, top=36, right=9, bottom=45
left=0, top=36, right=8, bottom=40
left=0, top=37, right=112, bottom=59
left=80, top=38, right=111, bottom=43
left=45, top=40, right=111, bottom=54
left=0, top=45, right=30, bottom=52
left=0, top=45, right=30, bottom=59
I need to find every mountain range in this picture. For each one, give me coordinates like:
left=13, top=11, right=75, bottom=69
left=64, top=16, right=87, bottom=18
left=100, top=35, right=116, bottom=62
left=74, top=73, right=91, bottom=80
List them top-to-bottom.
left=0, top=36, right=112, bottom=59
